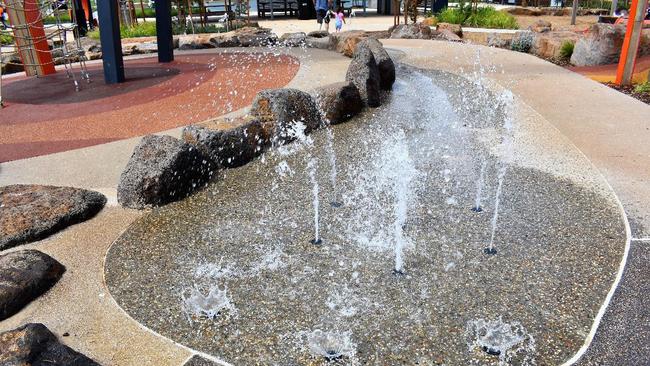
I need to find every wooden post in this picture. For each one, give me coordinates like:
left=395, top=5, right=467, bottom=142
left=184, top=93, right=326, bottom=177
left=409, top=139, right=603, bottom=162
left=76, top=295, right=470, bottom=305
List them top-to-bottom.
left=6, top=0, right=56, bottom=76
left=571, top=0, right=578, bottom=25
left=615, top=0, right=648, bottom=85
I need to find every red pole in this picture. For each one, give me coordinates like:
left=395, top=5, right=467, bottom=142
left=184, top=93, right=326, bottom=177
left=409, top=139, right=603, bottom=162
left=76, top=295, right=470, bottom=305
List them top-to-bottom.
left=615, top=0, right=648, bottom=85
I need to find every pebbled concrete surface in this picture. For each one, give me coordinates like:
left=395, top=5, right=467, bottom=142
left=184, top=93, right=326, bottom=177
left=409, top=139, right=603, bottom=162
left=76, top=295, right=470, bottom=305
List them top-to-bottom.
left=575, top=241, right=650, bottom=365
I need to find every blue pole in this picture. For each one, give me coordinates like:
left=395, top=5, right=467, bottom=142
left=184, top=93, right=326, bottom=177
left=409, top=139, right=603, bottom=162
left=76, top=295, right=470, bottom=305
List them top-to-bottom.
left=97, top=0, right=125, bottom=83
left=156, top=0, right=174, bottom=63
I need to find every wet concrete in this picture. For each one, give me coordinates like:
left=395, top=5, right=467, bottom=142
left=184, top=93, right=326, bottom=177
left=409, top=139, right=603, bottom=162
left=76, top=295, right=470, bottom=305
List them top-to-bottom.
left=105, top=66, right=626, bottom=365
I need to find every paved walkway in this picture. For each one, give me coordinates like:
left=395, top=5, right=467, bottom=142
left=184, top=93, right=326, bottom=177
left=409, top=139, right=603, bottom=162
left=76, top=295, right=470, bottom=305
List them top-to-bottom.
left=0, top=52, right=299, bottom=162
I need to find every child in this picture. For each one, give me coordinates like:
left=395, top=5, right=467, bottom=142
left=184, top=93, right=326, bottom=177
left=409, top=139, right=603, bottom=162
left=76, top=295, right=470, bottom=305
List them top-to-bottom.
left=334, top=7, right=345, bottom=32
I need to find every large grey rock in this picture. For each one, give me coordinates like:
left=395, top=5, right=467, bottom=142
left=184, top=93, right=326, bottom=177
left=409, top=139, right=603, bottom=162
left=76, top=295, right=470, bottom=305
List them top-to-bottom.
left=529, top=19, right=552, bottom=33
left=436, top=22, right=462, bottom=37
left=389, top=23, right=432, bottom=39
left=571, top=24, right=650, bottom=66
left=235, top=27, right=278, bottom=47
left=432, top=29, right=463, bottom=42
left=308, top=30, right=330, bottom=38
left=329, top=30, right=368, bottom=57
left=209, top=31, right=241, bottom=47
left=531, top=31, right=580, bottom=60
left=280, top=32, right=307, bottom=47
left=178, top=34, right=216, bottom=50
left=305, top=36, right=330, bottom=49
left=78, top=37, right=102, bottom=60
left=362, top=38, right=395, bottom=90
left=345, top=44, right=381, bottom=107
left=1, top=53, right=24, bottom=74
left=312, top=82, right=363, bottom=125
left=250, top=88, right=322, bottom=144
left=182, top=117, right=270, bottom=168
left=117, top=135, right=217, bottom=209
left=0, top=185, right=106, bottom=250
left=0, top=250, right=65, bottom=320
left=0, top=323, right=100, bottom=365
left=183, top=355, right=220, bottom=366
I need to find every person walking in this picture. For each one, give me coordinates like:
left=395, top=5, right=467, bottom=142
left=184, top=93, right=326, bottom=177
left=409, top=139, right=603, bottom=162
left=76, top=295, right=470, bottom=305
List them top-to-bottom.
left=315, top=0, right=331, bottom=31
left=0, top=4, right=7, bottom=30
left=334, top=6, right=345, bottom=32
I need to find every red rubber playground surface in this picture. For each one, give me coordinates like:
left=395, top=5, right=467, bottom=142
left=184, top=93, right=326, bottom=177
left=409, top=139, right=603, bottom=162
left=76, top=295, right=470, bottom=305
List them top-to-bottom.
left=0, top=52, right=300, bottom=162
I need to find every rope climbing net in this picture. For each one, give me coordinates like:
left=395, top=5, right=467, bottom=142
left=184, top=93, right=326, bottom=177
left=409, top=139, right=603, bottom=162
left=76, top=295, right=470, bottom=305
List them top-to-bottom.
left=0, top=0, right=91, bottom=107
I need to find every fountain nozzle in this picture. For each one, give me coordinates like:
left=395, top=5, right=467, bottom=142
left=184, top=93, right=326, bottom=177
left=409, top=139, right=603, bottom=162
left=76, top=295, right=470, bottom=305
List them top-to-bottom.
left=330, top=201, right=342, bottom=208
left=471, top=206, right=483, bottom=212
left=311, top=238, right=323, bottom=245
left=483, top=247, right=497, bottom=255
left=392, top=268, right=406, bottom=276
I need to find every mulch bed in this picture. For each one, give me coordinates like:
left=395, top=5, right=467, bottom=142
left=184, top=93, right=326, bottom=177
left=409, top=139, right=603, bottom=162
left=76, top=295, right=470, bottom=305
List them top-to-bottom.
left=604, top=82, right=650, bottom=105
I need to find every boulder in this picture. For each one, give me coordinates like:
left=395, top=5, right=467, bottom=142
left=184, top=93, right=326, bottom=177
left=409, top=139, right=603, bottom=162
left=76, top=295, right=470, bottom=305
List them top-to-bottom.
left=505, top=7, right=543, bottom=16
left=422, top=17, right=438, bottom=27
left=529, top=19, right=552, bottom=33
left=436, top=22, right=462, bottom=37
left=389, top=23, right=432, bottom=39
left=571, top=24, right=650, bottom=66
left=234, top=27, right=278, bottom=47
left=432, top=29, right=463, bottom=42
left=308, top=30, right=330, bottom=38
left=329, top=30, right=368, bottom=57
left=366, top=30, right=392, bottom=39
left=210, top=31, right=241, bottom=47
left=531, top=31, right=580, bottom=59
left=280, top=32, right=307, bottom=47
left=487, top=33, right=511, bottom=48
left=178, top=34, right=216, bottom=50
left=305, top=36, right=330, bottom=49
left=78, top=37, right=102, bottom=60
left=360, top=38, right=395, bottom=90
left=345, top=44, right=381, bottom=107
left=1, top=52, right=25, bottom=74
left=312, top=82, right=363, bottom=124
left=250, top=89, right=322, bottom=144
left=182, top=116, right=271, bottom=168
left=117, top=135, right=217, bottom=209
left=0, top=185, right=106, bottom=250
left=0, top=250, right=65, bottom=320
left=0, top=323, right=100, bottom=365
left=184, top=355, right=220, bottom=366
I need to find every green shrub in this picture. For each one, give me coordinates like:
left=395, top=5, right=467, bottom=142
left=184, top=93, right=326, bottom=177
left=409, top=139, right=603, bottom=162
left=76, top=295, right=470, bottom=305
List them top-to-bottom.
left=436, top=5, right=517, bottom=29
left=437, top=8, right=466, bottom=25
left=42, top=13, right=72, bottom=25
left=87, top=21, right=230, bottom=40
left=0, top=31, right=14, bottom=45
left=510, top=31, right=534, bottom=53
left=559, top=41, right=575, bottom=60
left=634, top=82, right=650, bottom=94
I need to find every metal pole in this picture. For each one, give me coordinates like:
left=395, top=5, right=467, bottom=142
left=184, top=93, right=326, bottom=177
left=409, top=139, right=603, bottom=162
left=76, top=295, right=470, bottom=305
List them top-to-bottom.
left=97, top=0, right=125, bottom=83
left=156, top=0, right=174, bottom=63
left=571, top=0, right=578, bottom=25
left=615, top=0, right=648, bottom=85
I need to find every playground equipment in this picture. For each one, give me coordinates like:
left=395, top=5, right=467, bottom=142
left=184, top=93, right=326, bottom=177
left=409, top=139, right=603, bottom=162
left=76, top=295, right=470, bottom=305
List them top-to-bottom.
left=0, top=0, right=91, bottom=107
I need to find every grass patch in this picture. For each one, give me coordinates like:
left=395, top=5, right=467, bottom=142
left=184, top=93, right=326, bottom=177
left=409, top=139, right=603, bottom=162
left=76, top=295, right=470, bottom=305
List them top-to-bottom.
left=437, top=5, right=518, bottom=29
left=42, top=13, right=72, bottom=24
left=87, top=22, right=230, bottom=40
left=0, top=31, right=14, bottom=45
left=559, top=41, right=575, bottom=60
left=634, top=82, right=650, bottom=94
